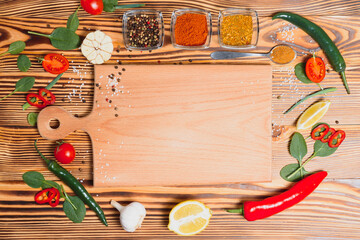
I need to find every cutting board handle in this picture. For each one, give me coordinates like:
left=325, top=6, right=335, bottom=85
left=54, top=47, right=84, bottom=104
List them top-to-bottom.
left=37, top=106, right=85, bottom=140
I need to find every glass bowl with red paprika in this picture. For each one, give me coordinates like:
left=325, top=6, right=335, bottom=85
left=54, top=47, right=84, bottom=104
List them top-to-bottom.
left=170, top=8, right=212, bottom=49
left=218, top=8, right=259, bottom=49
left=123, top=9, right=165, bottom=51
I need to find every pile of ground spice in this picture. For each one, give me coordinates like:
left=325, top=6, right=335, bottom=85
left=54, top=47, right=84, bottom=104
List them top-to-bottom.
left=174, top=13, right=208, bottom=46
left=127, top=14, right=160, bottom=48
left=220, top=15, right=253, bottom=46
left=270, top=45, right=296, bottom=64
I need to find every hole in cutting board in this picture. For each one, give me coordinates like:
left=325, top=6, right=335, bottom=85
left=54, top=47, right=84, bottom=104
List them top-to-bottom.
left=49, top=118, right=60, bottom=129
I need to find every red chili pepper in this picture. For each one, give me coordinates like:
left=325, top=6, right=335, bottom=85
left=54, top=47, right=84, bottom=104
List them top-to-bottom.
left=39, top=88, right=56, bottom=105
left=26, top=93, right=48, bottom=109
left=311, top=124, right=330, bottom=140
left=320, top=128, right=336, bottom=143
left=328, top=130, right=346, bottom=148
left=227, top=171, right=327, bottom=220
left=34, top=188, right=60, bottom=207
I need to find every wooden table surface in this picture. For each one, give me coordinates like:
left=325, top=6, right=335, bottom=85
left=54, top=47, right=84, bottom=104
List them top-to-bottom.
left=1, top=0, right=360, bottom=239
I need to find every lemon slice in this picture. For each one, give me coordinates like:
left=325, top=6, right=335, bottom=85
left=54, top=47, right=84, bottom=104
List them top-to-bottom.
left=296, top=100, right=331, bottom=130
left=168, top=200, right=212, bottom=236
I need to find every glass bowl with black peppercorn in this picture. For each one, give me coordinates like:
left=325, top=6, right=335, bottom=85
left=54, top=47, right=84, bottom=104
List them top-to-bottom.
left=123, top=10, right=164, bottom=51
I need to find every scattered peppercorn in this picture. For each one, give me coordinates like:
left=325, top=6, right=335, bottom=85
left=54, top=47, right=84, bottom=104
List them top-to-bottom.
left=127, top=14, right=161, bottom=48
left=115, top=66, right=118, bottom=69
left=122, top=68, right=126, bottom=71
left=115, top=114, right=119, bottom=117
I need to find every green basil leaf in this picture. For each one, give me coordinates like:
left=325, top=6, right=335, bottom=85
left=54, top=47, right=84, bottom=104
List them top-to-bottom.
left=103, top=0, right=118, bottom=12
left=67, top=8, right=80, bottom=32
left=28, top=28, right=80, bottom=50
left=8, top=41, right=26, bottom=54
left=17, top=55, right=31, bottom=72
left=295, top=63, right=312, bottom=84
left=16, top=77, right=35, bottom=92
left=27, top=112, right=38, bottom=126
left=290, top=132, right=307, bottom=164
left=313, top=140, right=338, bottom=157
left=280, top=163, right=310, bottom=182
left=22, top=171, right=45, bottom=188
left=63, top=196, right=86, bottom=223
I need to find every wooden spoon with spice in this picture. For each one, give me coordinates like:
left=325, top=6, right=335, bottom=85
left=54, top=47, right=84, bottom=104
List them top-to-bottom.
left=211, top=44, right=296, bottom=64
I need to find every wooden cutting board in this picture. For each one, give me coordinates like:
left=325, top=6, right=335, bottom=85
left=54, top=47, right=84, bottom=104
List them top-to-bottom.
left=37, top=65, right=272, bottom=186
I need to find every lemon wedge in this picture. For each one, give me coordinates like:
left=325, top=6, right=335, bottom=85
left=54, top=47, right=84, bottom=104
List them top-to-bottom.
left=296, top=100, right=331, bottom=130
left=168, top=200, right=212, bottom=236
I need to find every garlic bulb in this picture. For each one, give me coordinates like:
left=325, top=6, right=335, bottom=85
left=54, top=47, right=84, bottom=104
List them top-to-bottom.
left=81, top=30, right=113, bottom=64
left=111, top=200, right=146, bottom=232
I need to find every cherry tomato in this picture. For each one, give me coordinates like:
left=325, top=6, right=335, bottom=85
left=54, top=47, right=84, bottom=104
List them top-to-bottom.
left=81, top=0, right=103, bottom=15
left=42, top=54, right=69, bottom=74
left=305, top=56, right=326, bottom=83
left=54, top=142, right=76, bottom=164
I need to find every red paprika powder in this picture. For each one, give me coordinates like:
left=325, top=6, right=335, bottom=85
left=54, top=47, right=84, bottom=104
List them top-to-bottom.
left=174, top=13, right=208, bottom=46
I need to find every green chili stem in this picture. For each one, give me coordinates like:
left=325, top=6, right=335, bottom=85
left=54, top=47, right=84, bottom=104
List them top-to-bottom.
left=114, top=3, right=145, bottom=9
left=28, top=31, right=51, bottom=39
left=341, top=71, right=350, bottom=94
left=22, top=73, right=63, bottom=110
left=284, top=87, right=337, bottom=114
left=34, top=140, right=51, bottom=165
left=61, top=185, right=78, bottom=210
left=226, top=207, right=244, bottom=215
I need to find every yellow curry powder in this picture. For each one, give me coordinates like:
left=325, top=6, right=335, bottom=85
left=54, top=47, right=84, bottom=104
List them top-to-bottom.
left=221, top=15, right=253, bottom=46
left=270, top=45, right=296, bottom=64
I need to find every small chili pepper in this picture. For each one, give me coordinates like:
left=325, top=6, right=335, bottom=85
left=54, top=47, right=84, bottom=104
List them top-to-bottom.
left=39, top=88, right=56, bottom=105
left=26, top=93, right=47, bottom=108
left=311, top=124, right=329, bottom=140
left=320, top=128, right=336, bottom=143
left=328, top=130, right=346, bottom=148
left=34, top=140, right=108, bottom=226
left=227, top=171, right=327, bottom=220
left=34, top=188, right=60, bottom=207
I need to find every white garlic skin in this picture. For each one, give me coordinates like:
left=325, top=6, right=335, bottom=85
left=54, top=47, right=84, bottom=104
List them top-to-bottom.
left=119, top=202, right=146, bottom=232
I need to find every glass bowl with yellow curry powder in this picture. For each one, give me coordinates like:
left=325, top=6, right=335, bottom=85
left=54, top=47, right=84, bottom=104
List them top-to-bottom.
left=218, top=8, right=259, bottom=49
left=171, top=9, right=212, bottom=49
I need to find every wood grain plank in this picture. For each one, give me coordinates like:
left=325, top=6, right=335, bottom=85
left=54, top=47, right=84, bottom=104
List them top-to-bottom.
left=0, top=0, right=360, bottom=17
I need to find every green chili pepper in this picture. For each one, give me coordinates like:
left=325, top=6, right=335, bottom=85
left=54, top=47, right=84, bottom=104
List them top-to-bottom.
left=273, top=12, right=349, bottom=94
left=34, top=140, right=108, bottom=226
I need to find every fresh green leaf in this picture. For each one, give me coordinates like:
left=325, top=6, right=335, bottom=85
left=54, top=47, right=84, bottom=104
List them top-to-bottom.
left=103, top=0, right=145, bottom=12
left=67, top=7, right=80, bottom=32
left=28, top=28, right=80, bottom=50
left=0, top=41, right=26, bottom=57
left=17, top=55, right=31, bottom=72
left=295, top=63, right=312, bottom=84
left=22, top=73, right=63, bottom=110
left=0, top=77, right=35, bottom=101
left=284, top=87, right=337, bottom=114
left=27, top=112, right=38, bottom=126
left=290, top=132, right=307, bottom=164
left=313, top=140, right=338, bottom=157
left=280, top=163, right=310, bottom=182
left=22, top=171, right=45, bottom=188
left=63, top=196, right=86, bottom=223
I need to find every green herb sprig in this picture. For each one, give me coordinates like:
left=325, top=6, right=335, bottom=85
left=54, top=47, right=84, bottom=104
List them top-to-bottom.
left=103, top=0, right=145, bottom=12
left=0, top=41, right=26, bottom=57
left=0, top=76, right=35, bottom=101
left=23, top=171, right=86, bottom=223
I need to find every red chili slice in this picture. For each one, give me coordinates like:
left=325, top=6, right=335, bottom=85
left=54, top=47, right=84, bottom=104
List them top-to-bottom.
left=42, top=53, right=69, bottom=74
left=305, top=56, right=326, bottom=83
left=39, top=88, right=56, bottom=105
left=26, top=93, right=48, bottom=109
left=311, top=124, right=330, bottom=140
left=320, top=128, right=336, bottom=143
left=328, top=130, right=346, bottom=148
left=34, top=188, right=60, bottom=207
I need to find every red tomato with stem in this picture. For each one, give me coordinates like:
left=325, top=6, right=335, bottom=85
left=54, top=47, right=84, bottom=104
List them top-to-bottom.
left=81, top=0, right=103, bottom=15
left=42, top=53, right=69, bottom=74
left=305, top=56, right=326, bottom=83
left=54, top=142, right=76, bottom=164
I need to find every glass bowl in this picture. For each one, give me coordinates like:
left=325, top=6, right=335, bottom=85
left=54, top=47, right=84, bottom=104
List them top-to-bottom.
left=170, top=8, right=212, bottom=49
left=218, top=8, right=259, bottom=49
left=123, top=9, right=164, bottom=51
